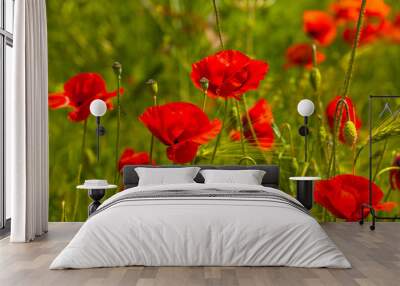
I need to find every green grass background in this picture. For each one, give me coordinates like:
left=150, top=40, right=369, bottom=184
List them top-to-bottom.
left=47, top=0, right=400, bottom=222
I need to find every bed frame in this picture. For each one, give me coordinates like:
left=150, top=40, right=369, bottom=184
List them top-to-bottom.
left=122, top=165, right=280, bottom=189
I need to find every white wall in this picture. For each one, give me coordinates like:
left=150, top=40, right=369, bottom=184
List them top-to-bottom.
left=5, top=42, right=13, bottom=220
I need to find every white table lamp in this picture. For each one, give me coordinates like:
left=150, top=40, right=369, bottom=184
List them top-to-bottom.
left=90, top=99, right=107, bottom=162
left=297, top=99, right=315, bottom=162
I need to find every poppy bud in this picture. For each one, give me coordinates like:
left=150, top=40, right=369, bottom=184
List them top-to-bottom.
left=112, top=62, right=122, bottom=76
left=309, top=67, right=321, bottom=92
left=199, top=77, right=209, bottom=92
left=146, top=79, right=158, bottom=95
left=343, top=121, right=358, bottom=146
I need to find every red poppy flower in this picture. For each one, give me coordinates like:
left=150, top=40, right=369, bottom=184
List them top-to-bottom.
left=331, top=0, right=390, bottom=22
left=332, top=0, right=390, bottom=46
left=303, top=11, right=337, bottom=46
left=382, top=14, right=400, bottom=43
left=390, top=14, right=400, bottom=42
left=343, top=21, right=386, bottom=45
left=284, top=43, right=325, bottom=69
left=190, top=50, right=269, bottom=100
left=48, top=73, right=122, bottom=122
left=325, top=96, right=362, bottom=144
left=230, top=99, right=275, bottom=150
left=139, top=102, right=222, bottom=164
left=229, top=130, right=241, bottom=142
left=118, top=148, right=153, bottom=172
left=389, top=154, right=400, bottom=190
left=315, top=174, right=396, bottom=221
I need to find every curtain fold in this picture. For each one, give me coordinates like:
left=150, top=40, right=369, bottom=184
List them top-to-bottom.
left=9, top=0, right=49, bottom=242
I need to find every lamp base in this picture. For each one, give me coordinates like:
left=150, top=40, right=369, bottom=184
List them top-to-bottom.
left=88, top=189, right=105, bottom=216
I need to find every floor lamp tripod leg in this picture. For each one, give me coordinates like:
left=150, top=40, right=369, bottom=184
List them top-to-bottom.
left=370, top=208, right=376, bottom=231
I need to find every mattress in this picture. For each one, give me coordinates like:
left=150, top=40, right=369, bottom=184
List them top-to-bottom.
left=50, top=183, right=351, bottom=269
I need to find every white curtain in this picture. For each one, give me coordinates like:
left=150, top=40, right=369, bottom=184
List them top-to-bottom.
left=7, top=0, right=49, bottom=242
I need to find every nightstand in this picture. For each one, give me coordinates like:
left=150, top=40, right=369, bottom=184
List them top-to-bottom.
left=289, top=177, right=320, bottom=210
left=77, top=182, right=117, bottom=216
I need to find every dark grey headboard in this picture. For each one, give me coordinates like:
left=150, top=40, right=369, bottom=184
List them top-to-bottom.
left=123, top=165, right=280, bottom=189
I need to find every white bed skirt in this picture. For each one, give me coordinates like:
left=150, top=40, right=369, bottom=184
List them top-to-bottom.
left=50, top=184, right=351, bottom=269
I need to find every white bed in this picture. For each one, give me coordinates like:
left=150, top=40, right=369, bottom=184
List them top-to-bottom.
left=50, top=183, right=351, bottom=269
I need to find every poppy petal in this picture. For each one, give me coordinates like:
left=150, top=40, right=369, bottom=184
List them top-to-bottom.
left=331, top=0, right=390, bottom=22
left=303, top=10, right=337, bottom=46
left=284, top=43, right=325, bottom=69
left=191, top=50, right=269, bottom=100
left=50, top=73, right=119, bottom=122
left=48, top=93, right=70, bottom=109
left=325, top=96, right=362, bottom=143
left=241, top=99, right=275, bottom=150
left=140, top=102, right=221, bottom=164
left=191, top=119, right=222, bottom=145
left=229, top=130, right=241, bottom=141
left=166, top=141, right=199, bottom=164
left=118, top=148, right=152, bottom=171
left=314, top=174, right=392, bottom=221
left=375, top=201, right=397, bottom=212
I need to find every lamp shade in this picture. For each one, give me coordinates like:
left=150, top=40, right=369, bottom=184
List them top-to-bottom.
left=90, top=99, right=107, bottom=117
left=297, top=99, right=315, bottom=117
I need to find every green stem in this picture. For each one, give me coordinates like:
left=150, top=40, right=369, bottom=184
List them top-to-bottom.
left=212, top=0, right=224, bottom=49
left=245, top=0, right=254, bottom=54
left=328, top=0, right=366, bottom=177
left=341, top=0, right=367, bottom=99
left=311, top=44, right=317, bottom=67
left=311, top=45, right=329, bottom=175
left=113, top=75, right=122, bottom=184
left=193, top=89, right=207, bottom=164
left=202, top=90, right=208, bottom=111
left=149, top=95, right=157, bottom=162
left=242, top=95, right=268, bottom=162
left=328, top=99, right=351, bottom=177
left=210, top=100, right=229, bottom=163
left=235, top=100, right=246, bottom=158
left=73, top=119, right=87, bottom=221
left=77, top=119, right=87, bottom=184
left=280, top=123, right=295, bottom=156
left=149, top=136, right=154, bottom=162
left=372, top=139, right=388, bottom=181
left=352, top=145, right=356, bottom=175
left=353, top=146, right=364, bottom=168
left=238, top=156, right=257, bottom=165
left=300, top=162, right=310, bottom=177
left=376, top=166, right=400, bottom=178
left=383, top=188, right=393, bottom=203
left=61, top=200, right=65, bottom=222
left=323, top=207, right=327, bottom=222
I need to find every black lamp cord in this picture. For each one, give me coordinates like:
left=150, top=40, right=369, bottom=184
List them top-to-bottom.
left=96, top=116, right=100, bottom=162
left=304, top=116, right=308, bottom=163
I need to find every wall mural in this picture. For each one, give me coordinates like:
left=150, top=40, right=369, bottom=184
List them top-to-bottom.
left=47, top=0, right=400, bottom=222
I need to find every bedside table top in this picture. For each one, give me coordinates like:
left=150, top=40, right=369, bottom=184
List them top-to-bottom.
left=289, top=176, right=321, bottom=181
left=76, top=184, right=117, bottom=190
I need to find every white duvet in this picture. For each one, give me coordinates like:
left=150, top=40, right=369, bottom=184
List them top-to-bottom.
left=50, top=183, right=351, bottom=269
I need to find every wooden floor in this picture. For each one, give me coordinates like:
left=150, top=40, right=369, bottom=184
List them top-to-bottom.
left=0, top=223, right=399, bottom=286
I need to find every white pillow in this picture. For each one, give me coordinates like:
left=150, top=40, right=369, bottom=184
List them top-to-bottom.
left=135, top=167, right=201, bottom=186
left=200, top=169, right=266, bottom=185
